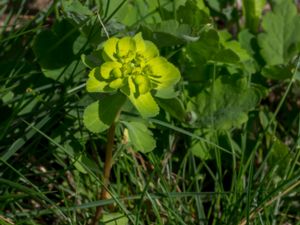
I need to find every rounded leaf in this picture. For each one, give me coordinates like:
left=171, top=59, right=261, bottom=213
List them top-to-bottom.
left=133, top=33, right=146, bottom=53
left=134, top=33, right=159, bottom=61
left=116, top=36, right=136, bottom=61
left=102, top=37, right=119, bottom=61
left=142, top=41, right=159, bottom=61
left=147, top=57, right=180, bottom=98
left=101, top=61, right=122, bottom=79
left=86, top=68, right=109, bottom=92
left=134, top=75, right=151, bottom=94
left=128, top=77, right=159, bottom=118
left=109, top=78, right=125, bottom=89
left=83, top=94, right=127, bottom=133
left=83, top=101, right=109, bottom=133
left=123, top=121, right=156, bottom=153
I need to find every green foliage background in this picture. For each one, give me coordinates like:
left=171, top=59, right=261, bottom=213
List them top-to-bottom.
left=0, top=0, right=300, bottom=224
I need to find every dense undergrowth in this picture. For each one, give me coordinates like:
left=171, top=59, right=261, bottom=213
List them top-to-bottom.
left=0, top=0, right=300, bottom=224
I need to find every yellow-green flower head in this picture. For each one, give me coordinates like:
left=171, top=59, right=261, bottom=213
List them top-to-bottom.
left=86, top=33, right=181, bottom=118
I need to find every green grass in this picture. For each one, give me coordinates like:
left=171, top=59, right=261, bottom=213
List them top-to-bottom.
left=1, top=0, right=300, bottom=224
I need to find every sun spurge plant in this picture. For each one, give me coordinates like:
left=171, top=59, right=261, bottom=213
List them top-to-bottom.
left=85, top=33, right=181, bottom=123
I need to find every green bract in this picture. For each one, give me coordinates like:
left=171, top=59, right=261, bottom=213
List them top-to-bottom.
left=86, top=33, right=181, bottom=118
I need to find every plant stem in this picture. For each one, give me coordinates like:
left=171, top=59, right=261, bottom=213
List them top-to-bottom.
left=91, top=122, right=116, bottom=225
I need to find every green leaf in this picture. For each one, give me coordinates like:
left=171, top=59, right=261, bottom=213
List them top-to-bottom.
left=62, top=0, right=93, bottom=16
left=105, top=0, right=161, bottom=26
left=177, top=0, right=211, bottom=31
left=195, top=0, right=210, bottom=14
left=206, top=0, right=220, bottom=11
left=242, top=0, right=266, bottom=33
left=258, top=0, right=300, bottom=65
left=65, top=11, right=103, bottom=47
left=32, top=19, right=85, bottom=82
left=33, top=20, right=76, bottom=69
left=140, top=20, right=194, bottom=47
left=186, top=29, right=240, bottom=65
left=186, top=29, right=219, bottom=64
left=238, top=29, right=255, bottom=55
left=134, top=33, right=159, bottom=61
left=116, top=36, right=136, bottom=59
left=102, top=37, right=119, bottom=61
left=221, top=37, right=257, bottom=74
left=221, top=40, right=252, bottom=62
left=213, top=49, right=240, bottom=64
left=81, top=50, right=102, bottom=69
left=147, top=57, right=181, bottom=98
left=41, top=60, right=85, bottom=82
left=100, top=62, right=123, bottom=79
left=262, top=65, right=293, bottom=80
left=86, top=67, right=110, bottom=93
left=187, top=75, right=261, bottom=129
left=127, top=77, right=159, bottom=118
left=1, top=91, right=14, bottom=104
left=128, top=92, right=159, bottom=118
left=83, top=93, right=126, bottom=133
left=99, top=93, right=127, bottom=125
left=156, top=97, right=186, bottom=121
left=83, top=101, right=109, bottom=133
left=259, top=108, right=277, bottom=133
left=123, top=121, right=156, bottom=153
left=189, top=131, right=212, bottom=160
left=268, top=137, right=292, bottom=177
left=190, top=141, right=211, bottom=160
left=73, top=154, right=99, bottom=174
left=101, top=213, right=128, bottom=225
